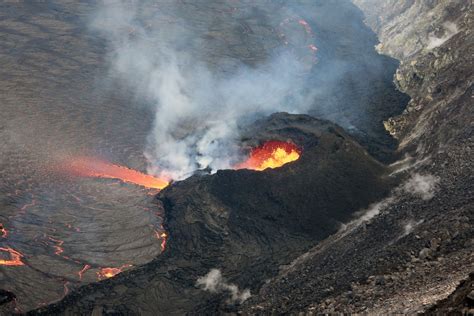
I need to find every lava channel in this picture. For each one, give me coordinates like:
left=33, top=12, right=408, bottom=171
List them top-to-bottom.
left=236, top=140, right=301, bottom=171
left=66, top=157, right=169, bottom=190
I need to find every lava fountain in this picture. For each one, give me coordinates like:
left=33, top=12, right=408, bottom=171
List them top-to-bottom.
left=236, top=140, right=301, bottom=171
left=66, top=157, right=169, bottom=190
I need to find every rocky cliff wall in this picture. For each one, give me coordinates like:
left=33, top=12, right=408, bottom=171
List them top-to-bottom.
left=354, top=0, right=472, bottom=156
left=239, top=1, right=473, bottom=314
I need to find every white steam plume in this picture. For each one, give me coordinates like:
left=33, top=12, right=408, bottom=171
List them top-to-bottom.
left=91, top=2, right=312, bottom=180
left=427, top=22, right=459, bottom=50
left=403, top=173, right=439, bottom=200
left=402, top=219, right=424, bottom=237
left=196, top=269, right=251, bottom=304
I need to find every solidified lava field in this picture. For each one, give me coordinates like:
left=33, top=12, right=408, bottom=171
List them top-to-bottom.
left=0, top=1, right=411, bottom=312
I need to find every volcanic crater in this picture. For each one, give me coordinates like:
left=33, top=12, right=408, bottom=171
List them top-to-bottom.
left=1, top=0, right=406, bottom=313
left=2, top=0, right=471, bottom=314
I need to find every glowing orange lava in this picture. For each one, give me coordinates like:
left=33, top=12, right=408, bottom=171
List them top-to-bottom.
left=236, top=141, right=301, bottom=171
left=67, top=157, right=169, bottom=190
left=0, top=223, right=8, bottom=238
left=155, top=231, right=168, bottom=251
left=0, top=247, right=25, bottom=266
left=97, top=264, right=132, bottom=280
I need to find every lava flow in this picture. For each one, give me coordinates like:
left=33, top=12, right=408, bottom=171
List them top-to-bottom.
left=236, top=140, right=301, bottom=171
left=66, top=157, right=169, bottom=190
left=0, top=246, right=25, bottom=266
left=97, top=264, right=132, bottom=280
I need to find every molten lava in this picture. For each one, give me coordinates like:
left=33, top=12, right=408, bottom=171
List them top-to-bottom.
left=236, top=141, right=301, bottom=171
left=67, top=157, right=169, bottom=190
left=0, top=223, right=8, bottom=238
left=155, top=231, right=168, bottom=251
left=0, top=246, right=25, bottom=266
left=97, top=264, right=132, bottom=280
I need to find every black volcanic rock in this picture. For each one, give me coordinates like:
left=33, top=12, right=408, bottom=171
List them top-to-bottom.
left=31, top=113, right=396, bottom=315
left=426, top=273, right=474, bottom=315
left=0, top=289, right=15, bottom=305
left=0, top=289, right=16, bottom=315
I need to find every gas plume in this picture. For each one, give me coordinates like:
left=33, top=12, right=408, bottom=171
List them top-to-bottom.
left=91, top=2, right=314, bottom=180
left=403, top=173, right=439, bottom=200
left=196, top=269, right=251, bottom=304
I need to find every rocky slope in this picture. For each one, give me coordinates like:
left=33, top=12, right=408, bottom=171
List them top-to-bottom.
left=239, top=1, right=473, bottom=313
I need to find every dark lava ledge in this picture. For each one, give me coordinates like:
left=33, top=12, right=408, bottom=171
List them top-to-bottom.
left=29, top=113, right=398, bottom=315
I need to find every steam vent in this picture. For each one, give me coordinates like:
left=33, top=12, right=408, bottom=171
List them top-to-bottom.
left=0, top=1, right=472, bottom=314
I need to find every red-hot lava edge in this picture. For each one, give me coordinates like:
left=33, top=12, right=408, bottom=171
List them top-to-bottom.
left=236, top=140, right=301, bottom=171
left=57, top=157, right=170, bottom=277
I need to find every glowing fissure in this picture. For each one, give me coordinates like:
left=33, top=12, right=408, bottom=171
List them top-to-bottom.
left=236, top=141, right=301, bottom=171
left=67, top=157, right=169, bottom=190
left=158, top=231, right=168, bottom=251
left=78, top=264, right=91, bottom=280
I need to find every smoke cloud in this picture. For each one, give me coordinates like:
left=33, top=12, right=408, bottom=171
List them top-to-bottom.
left=89, top=0, right=409, bottom=178
left=91, top=2, right=312, bottom=180
left=196, top=269, right=251, bottom=304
